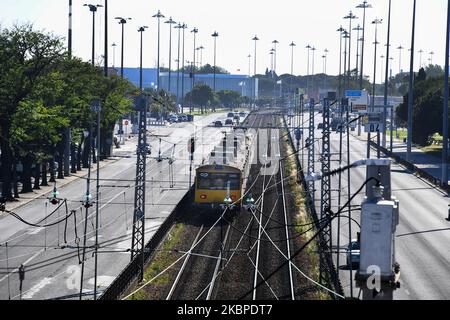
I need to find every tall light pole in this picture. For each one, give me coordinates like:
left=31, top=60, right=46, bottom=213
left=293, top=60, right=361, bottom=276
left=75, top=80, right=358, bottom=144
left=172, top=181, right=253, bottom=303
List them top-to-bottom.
left=68, top=0, right=73, bottom=58
left=103, top=0, right=108, bottom=77
left=383, top=0, right=392, bottom=150
left=407, top=0, right=417, bottom=162
left=442, top=0, right=450, bottom=187
left=356, top=1, right=372, bottom=90
left=80, top=3, right=102, bottom=301
left=84, top=4, right=103, bottom=66
left=152, top=10, right=165, bottom=90
left=344, top=11, right=358, bottom=90
left=115, top=17, right=131, bottom=78
left=165, top=17, right=177, bottom=93
left=368, top=18, right=382, bottom=159
left=175, top=23, right=182, bottom=105
left=181, top=23, right=187, bottom=111
left=353, top=24, right=364, bottom=80
left=138, top=26, right=149, bottom=92
left=191, top=27, right=198, bottom=112
left=337, top=27, right=345, bottom=99
left=212, top=32, right=219, bottom=95
left=252, top=35, right=259, bottom=108
left=272, top=40, right=279, bottom=75
left=112, top=42, right=117, bottom=67
left=290, top=42, right=296, bottom=100
left=306, top=44, right=311, bottom=96
left=198, top=45, right=205, bottom=67
left=397, top=45, right=404, bottom=74
left=311, top=47, right=316, bottom=98
left=324, top=48, right=329, bottom=89
left=418, top=49, right=423, bottom=68
left=429, top=51, right=435, bottom=65
left=247, top=54, right=252, bottom=77
left=380, top=55, right=385, bottom=84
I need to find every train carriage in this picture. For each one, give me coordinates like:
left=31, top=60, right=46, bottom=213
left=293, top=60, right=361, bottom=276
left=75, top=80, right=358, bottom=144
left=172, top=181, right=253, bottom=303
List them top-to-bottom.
left=194, top=164, right=243, bottom=207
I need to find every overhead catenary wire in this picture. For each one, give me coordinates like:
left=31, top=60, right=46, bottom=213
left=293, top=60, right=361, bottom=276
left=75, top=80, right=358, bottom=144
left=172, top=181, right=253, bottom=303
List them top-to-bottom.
left=238, top=177, right=379, bottom=300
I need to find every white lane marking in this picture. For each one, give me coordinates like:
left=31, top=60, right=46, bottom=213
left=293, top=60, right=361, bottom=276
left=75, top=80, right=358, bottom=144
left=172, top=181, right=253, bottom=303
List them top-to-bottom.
left=27, top=228, right=44, bottom=235
left=0, top=248, right=45, bottom=284
left=22, top=277, right=52, bottom=299
left=405, top=289, right=411, bottom=296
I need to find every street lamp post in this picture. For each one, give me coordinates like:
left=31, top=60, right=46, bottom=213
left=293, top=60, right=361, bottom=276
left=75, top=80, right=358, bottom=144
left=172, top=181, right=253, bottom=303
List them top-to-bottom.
left=103, top=0, right=108, bottom=77
left=383, top=0, right=392, bottom=150
left=407, top=0, right=417, bottom=162
left=442, top=0, right=450, bottom=187
left=356, top=1, right=372, bottom=90
left=84, top=4, right=103, bottom=66
left=152, top=10, right=165, bottom=91
left=344, top=11, right=358, bottom=90
left=115, top=17, right=131, bottom=78
left=165, top=17, right=177, bottom=93
left=370, top=18, right=383, bottom=159
left=175, top=23, right=182, bottom=106
left=180, top=23, right=187, bottom=112
left=353, top=24, right=364, bottom=80
left=138, top=26, right=149, bottom=92
left=337, top=27, right=345, bottom=99
left=191, top=28, right=198, bottom=113
left=212, top=32, right=219, bottom=96
left=252, top=35, right=259, bottom=108
left=272, top=40, right=279, bottom=75
left=290, top=42, right=296, bottom=102
left=112, top=43, right=116, bottom=68
left=306, top=45, right=311, bottom=96
left=397, top=45, right=404, bottom=75
left=311, top=47, right=316, bottom=98
left=324, top=48, right=329, bottom=89
left=418, top=49, right=424, bottom=68
left=429, top=51, right=435, bottom=65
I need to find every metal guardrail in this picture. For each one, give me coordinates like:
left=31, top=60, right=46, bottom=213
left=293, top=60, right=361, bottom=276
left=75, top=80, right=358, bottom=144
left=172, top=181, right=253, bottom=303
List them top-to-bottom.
left=369, top=141, right=450, bottom=194
left=99, top=189, right=193, bottom=300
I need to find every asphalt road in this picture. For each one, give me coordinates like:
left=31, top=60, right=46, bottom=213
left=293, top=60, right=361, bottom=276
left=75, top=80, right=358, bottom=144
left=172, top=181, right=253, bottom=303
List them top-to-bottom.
left=293, top=111, right=450, bottom=300
left=0, top=112, right=238, bottom=300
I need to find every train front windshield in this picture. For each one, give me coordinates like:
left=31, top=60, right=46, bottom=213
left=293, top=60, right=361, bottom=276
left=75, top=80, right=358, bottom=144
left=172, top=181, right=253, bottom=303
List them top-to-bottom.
left=197, top=173, right=241, bottom=190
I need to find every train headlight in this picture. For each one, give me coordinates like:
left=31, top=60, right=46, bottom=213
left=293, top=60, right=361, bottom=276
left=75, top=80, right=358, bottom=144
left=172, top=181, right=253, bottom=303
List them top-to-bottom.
left=200, top=194, right=207, bottom=200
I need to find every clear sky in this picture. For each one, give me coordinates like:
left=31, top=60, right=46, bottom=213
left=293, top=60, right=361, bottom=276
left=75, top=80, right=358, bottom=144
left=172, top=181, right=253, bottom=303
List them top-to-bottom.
left=0, top=0, right=447, bottom=82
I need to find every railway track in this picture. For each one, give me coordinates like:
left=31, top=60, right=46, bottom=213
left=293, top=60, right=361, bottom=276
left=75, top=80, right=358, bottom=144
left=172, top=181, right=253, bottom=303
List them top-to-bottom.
left=160, top=111, right=301, bottom=300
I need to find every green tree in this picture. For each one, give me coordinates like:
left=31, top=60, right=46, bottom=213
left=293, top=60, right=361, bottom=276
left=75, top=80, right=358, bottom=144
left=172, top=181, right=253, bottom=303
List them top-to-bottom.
left=0, top=25, right=64, bottom=200
left=185, top=84, right=215, bottom=114
left=217, top=90, right=241, bottom=110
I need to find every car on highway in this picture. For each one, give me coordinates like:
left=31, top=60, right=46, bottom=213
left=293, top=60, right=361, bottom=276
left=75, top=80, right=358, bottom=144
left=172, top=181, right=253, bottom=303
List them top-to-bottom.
left=227, top=112, right=235, bottom=118
left=239, top=112, right=246, bottom=117
left=168, top=115, right=178, bottom=123
left=179, top=115, right=188, bottom=122
left=225, top=118, right=234, bottom=125
left=214, top=120, right=223, bottom=127
left=346, top=239, right=360, bottom=268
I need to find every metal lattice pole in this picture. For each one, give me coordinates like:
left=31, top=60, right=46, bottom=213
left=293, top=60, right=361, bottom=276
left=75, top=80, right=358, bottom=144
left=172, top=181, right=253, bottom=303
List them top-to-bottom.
left=131, top=95, right=148, bottom=283
left=307, top=98, right=315, bottom=204
left=320, top=98, right=332, bottom=284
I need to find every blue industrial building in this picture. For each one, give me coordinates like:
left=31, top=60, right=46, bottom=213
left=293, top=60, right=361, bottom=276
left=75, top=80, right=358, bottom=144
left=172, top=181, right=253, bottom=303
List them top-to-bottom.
left=118, top=67, right=258, bottom=98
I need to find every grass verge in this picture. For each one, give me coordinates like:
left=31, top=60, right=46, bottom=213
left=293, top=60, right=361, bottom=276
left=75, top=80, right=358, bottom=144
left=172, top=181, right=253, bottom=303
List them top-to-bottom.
left=282, top=130, right=330, bottom=300
left=127, top=223, right=185, bottom=300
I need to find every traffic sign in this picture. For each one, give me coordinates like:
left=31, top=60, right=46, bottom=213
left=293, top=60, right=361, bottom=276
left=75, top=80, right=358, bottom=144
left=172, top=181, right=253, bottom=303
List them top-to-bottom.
left=345, top=90, right=363, bottom=97
left=362, top=112, right=384, bottom=133
left=124, top=120, right=129, bottom=126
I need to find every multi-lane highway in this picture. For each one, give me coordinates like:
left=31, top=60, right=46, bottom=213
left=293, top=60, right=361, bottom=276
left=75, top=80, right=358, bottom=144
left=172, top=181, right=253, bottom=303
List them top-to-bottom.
left=296, top=111, right=450, bottom=300
left=0, top=112, right=237, bottom=300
